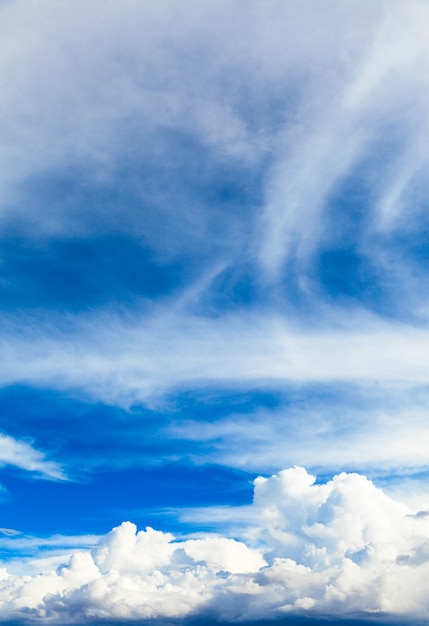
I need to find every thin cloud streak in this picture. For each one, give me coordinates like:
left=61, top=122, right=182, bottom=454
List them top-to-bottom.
left=259, top=0, right=429, bottom=277
left=1, top=311, right=428, bottom=405
left=169, top=402, right=429, bottom=477
left=0, top=433, right=65, bottom=481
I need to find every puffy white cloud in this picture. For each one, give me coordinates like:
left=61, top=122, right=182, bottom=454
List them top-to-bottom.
left=0, top=468, right=428, bottom=623
left=248, top=468, right=429, bottom=617
left=253, top=468, right=409, bottom=566
left=94, top=522, right=176, bottom=576
left=182, top=536, right=266, bottom=574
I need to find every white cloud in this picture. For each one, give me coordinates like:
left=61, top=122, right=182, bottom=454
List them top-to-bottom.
left=0, top=0, right=271, bottom=235
left=0, top=0, right=427, bottom=468
left=0, top=0, right=426, bottom=332
left=1, top=0, right=427, bottom=259
left=258, top=0, right=429, bottom=277
left=0, top=1, right=428, bottom=618
left=1, top=307, right=427, bottom=486
left=1, top=310, right=428, bottom=406
left=170, top=393, right=429, bottom=478
left=0, top=432, right=65, bottom=480
left=0, top=468, right=428, bottom=622
left=94, top=523, right=176, bottom=576
left=182, top=536, right=265, bottom=574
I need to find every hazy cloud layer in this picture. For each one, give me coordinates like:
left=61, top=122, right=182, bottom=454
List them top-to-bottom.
left=1, top=0, right=428, bottom=286
left=0, top=468, right=428, bottom=623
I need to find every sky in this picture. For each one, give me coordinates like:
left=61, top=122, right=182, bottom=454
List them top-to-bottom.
left=0, top=0, right=428, bottom=623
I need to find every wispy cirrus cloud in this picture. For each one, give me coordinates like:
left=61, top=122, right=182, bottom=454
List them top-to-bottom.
left=0, top=0, right=427, bottom=323
left=2, top=0, right=427, bottom=268
left=259, top=0, right=429, bottom=278
left=1, top=307, right=428, bottom=494
left=1, top=310, right=428, bottom=405
left=169, top=393, right=429, bottom=479
left=0, top=432, right=65, bottom=481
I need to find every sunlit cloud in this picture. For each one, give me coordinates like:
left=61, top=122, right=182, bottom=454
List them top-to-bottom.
left=0, top=469, right=428, bottom=623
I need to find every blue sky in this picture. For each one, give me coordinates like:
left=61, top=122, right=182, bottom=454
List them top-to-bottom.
left=0, top=0, right=429, bottom=623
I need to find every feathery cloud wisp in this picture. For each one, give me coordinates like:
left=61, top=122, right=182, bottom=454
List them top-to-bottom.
left=0, top=433, right=65, bottom=480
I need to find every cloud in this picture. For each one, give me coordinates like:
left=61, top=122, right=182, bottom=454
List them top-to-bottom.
left=0, top=0, right=269, bottom=239
left=0, top=0, right=427, bottom=409
left=1, top=0, right=427, bottom=273
left=258, top=0, right=429, bottom=277
left=0, top=1, right=427, bottom=620
left=0, top=310, right=427, bottom=492
left=1, top=310, right=429, bottom=406
left=169, top=389, right=429, bottom=477
left=0, top=432, right=65, bottom=480
left=0, top=468, right=428, bottom=623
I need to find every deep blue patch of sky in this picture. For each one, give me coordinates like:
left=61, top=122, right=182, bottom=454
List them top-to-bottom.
left=0, top=235, right=186, bottom=312
left=0, top=463, right=253, bottom=538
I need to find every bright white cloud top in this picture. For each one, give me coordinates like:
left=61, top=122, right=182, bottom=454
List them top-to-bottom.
left=0, top=0, right=428, bottom=623
left=1, top=469, right=429, bottom=623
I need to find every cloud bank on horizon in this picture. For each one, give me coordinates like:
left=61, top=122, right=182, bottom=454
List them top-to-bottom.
left=0, top=0, right=428, bottom=623
left=1, top=468, right=429, bottom=623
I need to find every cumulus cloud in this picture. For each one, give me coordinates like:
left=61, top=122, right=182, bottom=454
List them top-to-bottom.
left=0, top=468, right=428, bottom=623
